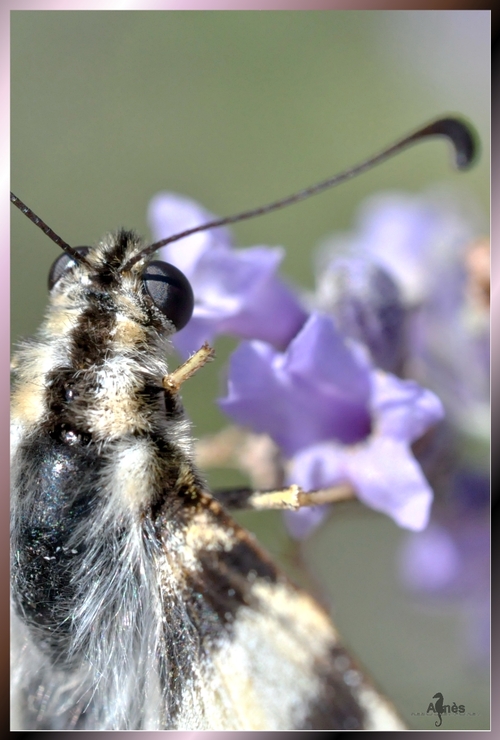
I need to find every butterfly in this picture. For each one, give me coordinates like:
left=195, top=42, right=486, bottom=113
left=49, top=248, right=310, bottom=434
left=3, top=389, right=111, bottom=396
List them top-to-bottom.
left=10, top=117, right=475, bottom=729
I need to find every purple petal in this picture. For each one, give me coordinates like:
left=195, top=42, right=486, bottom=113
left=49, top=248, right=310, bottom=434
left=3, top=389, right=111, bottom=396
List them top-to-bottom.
left=148, top=192, right=232, bottom=277
left=149, top=193, right=308, bottom=357
left=353, top=194, right=475, bottom=305
left=355, top=195, right=443, bottom=303
left=190, top=246, right=307, bottom=346
left=172, top=247, right=307, bottom=358
left=406, top=254, right=489, bottom=429
left=315, top=257, right=406, bottom=373
left=216, top=267, right=307, bottom=349
left=286, top=314, right=372, bottom=408
left=219, top=315, right=372, bottom=455
left=283, top=315, right=373, bottom=445
left=218, top=341, right=302, bottom=456
left=371, top=371, right=444, bottom=442
left=289, top=437, right=433, bottom=531
left=347, top=437, right=433, bottom=530
left=288, top=438, right=433, bottom=531
left=287, top=441, right=345, bottom=491
left=283, top=506, right=331, bottom=540
left=398, top=511, right=490, bottom=667
left=398, top=524, right=462, bottom=592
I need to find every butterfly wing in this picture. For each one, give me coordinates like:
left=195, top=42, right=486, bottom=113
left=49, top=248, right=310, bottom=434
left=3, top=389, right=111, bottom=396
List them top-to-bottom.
left=156, top=493, right=405, bottom=730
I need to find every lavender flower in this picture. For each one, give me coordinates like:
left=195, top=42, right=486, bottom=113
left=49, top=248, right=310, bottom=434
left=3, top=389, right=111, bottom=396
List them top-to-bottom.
left=147, top=187, right=489, bottom=671
left=147, top=189, right=484, bottom=540
left=315, top=190, right=489, bottom=451
left=316, top=191, right=478, bottom=306
left=148, top=192, right=307, bottom=357
left=319, top=192, right=491, bottom=667
left=314, top=256, right=406, bottom=374
left=219, top=313, right=444, bottom=533
left=398, top=479, right=490, bottom=668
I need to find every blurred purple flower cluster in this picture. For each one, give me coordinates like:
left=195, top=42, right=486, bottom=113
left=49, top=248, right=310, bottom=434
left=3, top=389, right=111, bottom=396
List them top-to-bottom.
left=150, top=187, right=489, bottom=667
left=148, top=189, right=488, bottom=543
left=317, top=190, right=490, bottom=669
left=148, top=193, right=307, bottom=358
left=398, top=469, right=490, bottom=668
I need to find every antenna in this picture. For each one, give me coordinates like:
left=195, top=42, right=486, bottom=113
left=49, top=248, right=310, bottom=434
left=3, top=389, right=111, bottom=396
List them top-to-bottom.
left=11, top=116, right=477, bottom=273
left=122, top=116, right=478, bottom=271
left=10, top=192, right=90, bottom=266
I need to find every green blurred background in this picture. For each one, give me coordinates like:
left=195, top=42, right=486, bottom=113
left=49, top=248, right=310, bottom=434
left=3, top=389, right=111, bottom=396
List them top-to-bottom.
left=11, top=11, right=489, bottom=729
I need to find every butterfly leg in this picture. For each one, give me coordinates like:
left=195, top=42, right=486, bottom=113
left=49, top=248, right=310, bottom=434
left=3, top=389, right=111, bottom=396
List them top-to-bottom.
left=163, top=343, right=215, bottom=392
left=211, top=484, right=355, bottom=511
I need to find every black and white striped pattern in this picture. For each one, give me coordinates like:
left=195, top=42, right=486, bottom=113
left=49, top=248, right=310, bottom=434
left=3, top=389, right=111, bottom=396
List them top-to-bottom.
left=11, top=231, right=405, bottom=730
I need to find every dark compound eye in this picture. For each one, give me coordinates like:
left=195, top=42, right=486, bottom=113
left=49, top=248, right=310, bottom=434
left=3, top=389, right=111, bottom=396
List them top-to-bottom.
left=48, top=247, right=91, bottom=290
left=142, top=260, right=194, bottom=331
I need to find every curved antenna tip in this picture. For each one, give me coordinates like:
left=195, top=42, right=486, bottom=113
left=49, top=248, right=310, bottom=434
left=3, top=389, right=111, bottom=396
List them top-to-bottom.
left=435, top=116, right=479, bottom=170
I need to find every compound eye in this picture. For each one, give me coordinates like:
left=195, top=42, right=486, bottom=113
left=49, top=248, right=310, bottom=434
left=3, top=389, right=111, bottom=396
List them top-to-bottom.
left=48, top=247, right=90, bottom=290
left=142, top=260, right=194, bottom=331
